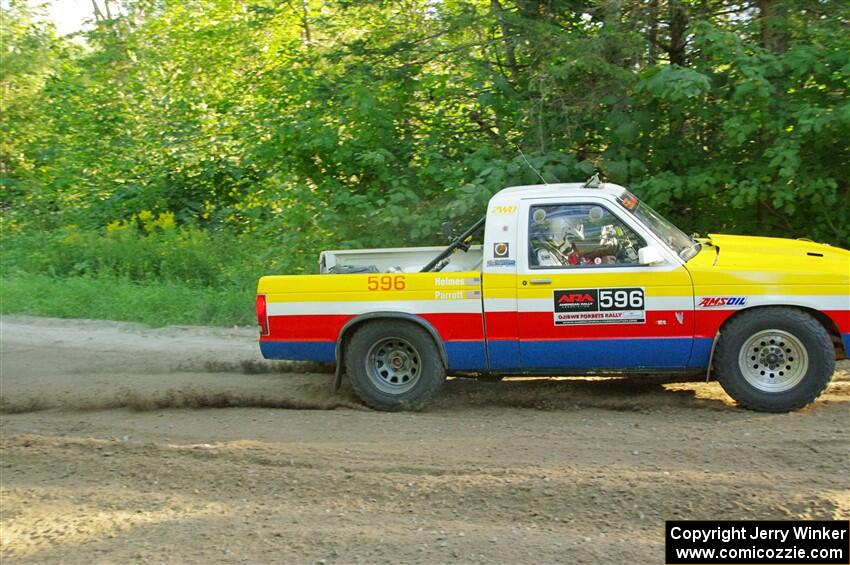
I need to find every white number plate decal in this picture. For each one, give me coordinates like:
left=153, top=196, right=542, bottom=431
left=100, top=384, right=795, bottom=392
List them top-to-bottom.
left=553, top=288, right=646, bottom=325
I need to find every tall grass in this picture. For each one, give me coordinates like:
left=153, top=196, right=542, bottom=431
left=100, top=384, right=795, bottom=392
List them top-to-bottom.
left=0, top=222, right=298, bottom=327
left=2, top=224, right=263, bottom=286
left=0, top=272, right=254, bottom=326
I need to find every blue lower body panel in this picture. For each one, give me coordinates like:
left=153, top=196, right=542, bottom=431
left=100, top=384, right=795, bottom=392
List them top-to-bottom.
left=260, top=337, right=715, bottom=373
left=489, top=337, right=702, bottom=372
left=688, top=337, right=715, bottom=369
left=259, top=339, right=486, bottom=371
left=487, top=339, right=521, bottom=370
left=260, top=340, right=336, bottom=364
left=444, top=340, right=488, bottom=371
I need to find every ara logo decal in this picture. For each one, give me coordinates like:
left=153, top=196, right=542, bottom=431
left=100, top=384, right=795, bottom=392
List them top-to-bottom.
left=493, top=242, right=510, bottom=257
left=554, top=289, right=598, bottom=314
left=558, top=292, right=595, bottom=304
left=698, top=296, right=747, bottom=308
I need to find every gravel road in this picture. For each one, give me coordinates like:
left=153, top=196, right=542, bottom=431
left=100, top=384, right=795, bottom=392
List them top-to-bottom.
left=1, top=315, right=848, bottom=564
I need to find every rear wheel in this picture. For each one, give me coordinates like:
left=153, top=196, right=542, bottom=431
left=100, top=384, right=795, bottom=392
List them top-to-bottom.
left=714, top=307, right=834, bottom=412
left=345, top=321, right=446, bottom=411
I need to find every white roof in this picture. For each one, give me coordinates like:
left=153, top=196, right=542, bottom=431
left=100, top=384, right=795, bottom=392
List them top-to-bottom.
left=493, top=182, right=628, bottom=201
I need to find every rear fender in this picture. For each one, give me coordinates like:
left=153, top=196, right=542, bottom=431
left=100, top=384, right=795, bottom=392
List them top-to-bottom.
left=332, top=312, right=449, bottom=391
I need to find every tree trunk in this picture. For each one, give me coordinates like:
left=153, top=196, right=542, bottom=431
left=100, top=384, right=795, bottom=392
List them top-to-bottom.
left=91, top=0, right=105, bottom=21
left=301, top=0, right=312, bottom=45
left=490, top=0, right=520, bottom=82
left=646, top=0, right=659, bottom=65
left=668, top=0, right=688, bottom=66
left=757, top=0, right=788, bottom=54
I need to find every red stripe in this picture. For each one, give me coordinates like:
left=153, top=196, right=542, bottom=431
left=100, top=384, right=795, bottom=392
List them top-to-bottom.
left=263, top=309, right=850, bottom=343
left=693, top=309, right=850, bottom=338
left=488, top=310, right=708, bottom=341
left=513, top=310, right=694, bottom=340
left=693, top=310, right=735, bottom=338
left=696, top=310, right=850, bottom=337
left=824, top=310, right=850, bottom=333
left=485, top=312, right=519, bottom=340
left=263, top=313, right=485, bottom=342
left=421, top=313, right=485, bottom=340
left=264, top=314, right=354, bottom=341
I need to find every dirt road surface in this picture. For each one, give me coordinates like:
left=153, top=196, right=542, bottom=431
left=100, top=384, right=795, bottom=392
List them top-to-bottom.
left=1, top=315, right=848, bottom=564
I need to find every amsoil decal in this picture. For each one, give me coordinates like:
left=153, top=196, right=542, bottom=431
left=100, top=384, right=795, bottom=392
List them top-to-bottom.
left=553, top=288, right=645, bottom=325
left=698, top=296, right=747, bottom=308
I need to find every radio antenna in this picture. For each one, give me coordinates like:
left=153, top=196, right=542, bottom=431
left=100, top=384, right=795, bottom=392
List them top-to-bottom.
left=517, top=147, right=548, bottom=185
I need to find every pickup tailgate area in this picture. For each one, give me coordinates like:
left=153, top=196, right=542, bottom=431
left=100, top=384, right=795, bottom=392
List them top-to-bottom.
left=257, top=272, right=487, bottom=370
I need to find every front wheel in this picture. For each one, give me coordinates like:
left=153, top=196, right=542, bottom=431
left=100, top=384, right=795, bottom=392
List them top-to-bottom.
left=714, top=307, right=834, bottom=412
left=345, top=321, right=446, bottom=411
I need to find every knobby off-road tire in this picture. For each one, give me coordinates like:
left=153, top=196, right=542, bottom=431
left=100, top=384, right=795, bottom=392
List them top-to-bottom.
left=714, top=307, right=834, bottom=412
left=345, top=321, right=446, bottom=411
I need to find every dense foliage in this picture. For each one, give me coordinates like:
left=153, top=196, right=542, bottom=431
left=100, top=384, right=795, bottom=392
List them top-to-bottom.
left=2, top=0, right=849, bottom=284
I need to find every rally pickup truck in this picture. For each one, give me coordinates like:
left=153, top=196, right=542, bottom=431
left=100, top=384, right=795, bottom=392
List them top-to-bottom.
left=256, top=179, right=849, bottom=412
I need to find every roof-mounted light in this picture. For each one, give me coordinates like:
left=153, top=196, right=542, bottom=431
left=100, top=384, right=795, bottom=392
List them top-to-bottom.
left=583, top=173, right=602, bottom=188
left=618, top=191, right=639, bottom=211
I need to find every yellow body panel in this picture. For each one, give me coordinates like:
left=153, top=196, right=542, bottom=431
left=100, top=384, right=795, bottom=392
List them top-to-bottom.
left=258, top=234, right=850, bottom=303
left=687, top=235, right=850, bottom=296
left=258, top=272, right=482, bottom=302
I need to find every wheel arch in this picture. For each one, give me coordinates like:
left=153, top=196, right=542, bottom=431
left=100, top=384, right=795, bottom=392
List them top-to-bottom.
left=714, top=304, right=845, bottom=360
left=333, top=312, right=449, bottom=390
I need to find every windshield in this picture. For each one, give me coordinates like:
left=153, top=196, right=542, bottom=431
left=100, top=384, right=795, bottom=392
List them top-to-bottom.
left=626, top=199, right=699, bottom=261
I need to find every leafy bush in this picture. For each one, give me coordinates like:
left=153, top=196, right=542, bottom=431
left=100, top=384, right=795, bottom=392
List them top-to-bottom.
left=1, top=214, right=307, bottom=288
left=0, top=271, right=254, bottom=327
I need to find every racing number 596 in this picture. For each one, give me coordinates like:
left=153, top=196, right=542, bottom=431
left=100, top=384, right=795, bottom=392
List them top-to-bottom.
left=367, top=275, right=406, bottom=291
left=599, top=289, right=643, bottom=309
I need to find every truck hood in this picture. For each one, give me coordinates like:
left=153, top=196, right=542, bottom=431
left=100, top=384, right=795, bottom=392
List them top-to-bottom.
left=688, top=234, right=850, bottom=284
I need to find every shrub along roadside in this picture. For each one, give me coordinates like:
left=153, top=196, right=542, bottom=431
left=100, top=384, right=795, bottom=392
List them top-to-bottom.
left=1, top=221, right=275, bottom=288
left=0, top=222, right=300, bottom=328
left=0, top=272, right=253, bottom=327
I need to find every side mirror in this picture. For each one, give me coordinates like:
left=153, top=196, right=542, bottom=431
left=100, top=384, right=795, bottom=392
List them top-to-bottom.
left=638, top=246, right=665, bottom=266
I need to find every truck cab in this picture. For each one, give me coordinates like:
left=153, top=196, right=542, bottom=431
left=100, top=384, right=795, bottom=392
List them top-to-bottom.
left=257, top=181, right=849, bottom=412
left=480, top=183, right=699, bottom=373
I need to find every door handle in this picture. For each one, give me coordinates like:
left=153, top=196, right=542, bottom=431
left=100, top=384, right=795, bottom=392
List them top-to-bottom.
left=529, top=278, right=552, bottom=285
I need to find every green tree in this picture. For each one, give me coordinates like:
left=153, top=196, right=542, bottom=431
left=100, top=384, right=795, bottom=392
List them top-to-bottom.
left=2, top=0, right=848, bottom=253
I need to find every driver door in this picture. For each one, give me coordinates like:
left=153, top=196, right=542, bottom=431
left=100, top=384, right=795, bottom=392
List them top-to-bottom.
left=516, top=197, right=695, bottom=370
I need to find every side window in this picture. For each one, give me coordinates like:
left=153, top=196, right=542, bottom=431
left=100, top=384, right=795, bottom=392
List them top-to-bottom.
left=528, top=204, right=645, bottom=269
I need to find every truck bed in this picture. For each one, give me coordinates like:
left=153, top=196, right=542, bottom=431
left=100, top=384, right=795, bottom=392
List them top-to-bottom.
left=319, top=246, right=483, bottom=274
left=257, top=270, right=488, bottom=369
